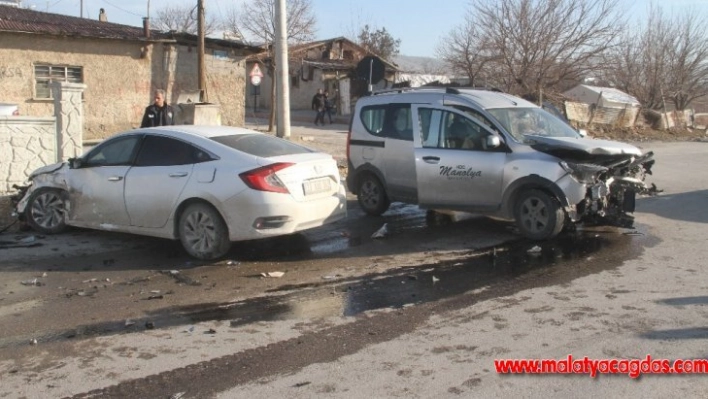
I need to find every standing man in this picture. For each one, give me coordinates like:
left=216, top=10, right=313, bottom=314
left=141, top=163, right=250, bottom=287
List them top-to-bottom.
left=311, top=88, right=326, bottom=126
left=140, top=89, right=175, bottom=128
left=324, top=90, right=335, bottom=124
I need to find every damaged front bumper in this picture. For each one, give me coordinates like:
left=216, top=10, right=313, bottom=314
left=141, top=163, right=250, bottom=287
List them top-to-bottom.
left=566, top=152, right=656, bottom=228
left=10, top=184, right=31, bottom=221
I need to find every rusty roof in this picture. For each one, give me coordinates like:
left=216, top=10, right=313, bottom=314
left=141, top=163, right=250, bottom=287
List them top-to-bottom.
left=0, top=5, right=169, bottom=41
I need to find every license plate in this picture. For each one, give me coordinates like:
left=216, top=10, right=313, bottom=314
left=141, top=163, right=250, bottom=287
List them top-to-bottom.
left=303, top=177, right=331, bottom=195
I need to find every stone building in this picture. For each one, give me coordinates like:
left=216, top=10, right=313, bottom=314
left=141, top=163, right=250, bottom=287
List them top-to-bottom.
left=0, top=6, right=259, bottom=140
left=246, top=37, right=399, bottom=116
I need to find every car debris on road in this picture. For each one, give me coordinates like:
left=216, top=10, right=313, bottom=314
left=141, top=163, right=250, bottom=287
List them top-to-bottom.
left=261, top=271, right=285, bottom=278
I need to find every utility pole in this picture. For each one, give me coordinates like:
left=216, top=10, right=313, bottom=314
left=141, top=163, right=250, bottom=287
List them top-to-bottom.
left=80, top=0, right=83, bottom=18
left=197, top=0, right=207, bottom=103
left=274, top=0, right=290, bottom=138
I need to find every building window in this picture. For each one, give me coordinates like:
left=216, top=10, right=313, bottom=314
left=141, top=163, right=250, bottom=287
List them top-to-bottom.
left=213, top=50, right=228, bottom=60
left=34, top=64, right=83, bottom=99
left=291, top=75, right=299, bottom=88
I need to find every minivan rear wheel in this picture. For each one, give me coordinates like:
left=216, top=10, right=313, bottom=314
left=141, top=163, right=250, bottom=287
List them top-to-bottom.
left=357, top=174, right=390, bottom=216
left=514, top=189, right=565, bottom=240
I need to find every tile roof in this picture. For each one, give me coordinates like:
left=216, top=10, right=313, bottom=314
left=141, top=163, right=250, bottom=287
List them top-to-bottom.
left=0, top=5, right=167, bottom=41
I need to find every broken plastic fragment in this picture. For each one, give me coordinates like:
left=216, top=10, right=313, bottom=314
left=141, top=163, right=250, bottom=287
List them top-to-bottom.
left=371, top=223, right=388, bottom=239
left=20, top=235, right=36, bottom=244
left=527, top=245, right=542, bottom=254
left=261, top=271, right=285, bottom=278
left=432, top=276, right=440, bottom=284
left=21, top=278, right=42, bottom=286
left=125, top=319, right=136, bottom=327
left=30, top=338, right=38, bottom=345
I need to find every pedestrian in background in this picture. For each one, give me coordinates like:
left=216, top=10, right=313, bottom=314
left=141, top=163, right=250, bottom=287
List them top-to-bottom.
left=312, top=88, right=326, bottom=126
left=140, top=89, right=175, bottom=128
left=324, top=90, right=335, bottom=124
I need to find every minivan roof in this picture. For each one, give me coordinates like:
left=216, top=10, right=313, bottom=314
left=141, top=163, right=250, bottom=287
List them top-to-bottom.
left=367, top=87, right=538, bottom=110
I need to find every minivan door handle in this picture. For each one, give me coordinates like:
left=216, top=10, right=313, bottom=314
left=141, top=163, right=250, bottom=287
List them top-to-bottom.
left=422, top=156, right=440, bottom=164
left=169, top=172, right=189, bottom=178
left=107, top=176, right=123, bottom=182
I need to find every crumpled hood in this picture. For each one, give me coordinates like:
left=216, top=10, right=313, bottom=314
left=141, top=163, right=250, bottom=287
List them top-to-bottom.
left=528, top=135, right=643, bottom=156
left=29, top=162, right=67, bottom=179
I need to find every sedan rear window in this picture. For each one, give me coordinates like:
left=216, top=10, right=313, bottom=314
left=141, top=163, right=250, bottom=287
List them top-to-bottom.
left=212, top=134, right=314, bottom=157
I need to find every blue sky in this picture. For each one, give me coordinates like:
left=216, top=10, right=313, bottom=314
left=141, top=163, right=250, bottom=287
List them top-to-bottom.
left=19, top=0, right=708, bottom=57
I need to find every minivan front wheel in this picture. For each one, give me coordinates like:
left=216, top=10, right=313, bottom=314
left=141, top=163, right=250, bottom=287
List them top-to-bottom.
left=357, top=174, right=390, bottom=216
left=514, top=189, right=565, bottom=240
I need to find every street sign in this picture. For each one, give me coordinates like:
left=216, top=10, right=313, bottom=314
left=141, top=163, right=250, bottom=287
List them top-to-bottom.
left=250, top=63, right=263, bottom=86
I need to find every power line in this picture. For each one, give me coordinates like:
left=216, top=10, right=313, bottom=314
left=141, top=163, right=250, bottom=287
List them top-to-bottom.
left=101, top=0, right=143, bottom=18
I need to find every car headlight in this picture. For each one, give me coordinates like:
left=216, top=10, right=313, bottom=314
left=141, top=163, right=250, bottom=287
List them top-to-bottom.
left=559, top=161, right=607, bottom=184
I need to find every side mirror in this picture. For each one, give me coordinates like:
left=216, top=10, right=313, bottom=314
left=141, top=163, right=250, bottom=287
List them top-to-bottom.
left=578, top=129, right=588, bottom=137
left=486, top=136, right=501, bottom=148
left=68, top=157, right=83, bottom=169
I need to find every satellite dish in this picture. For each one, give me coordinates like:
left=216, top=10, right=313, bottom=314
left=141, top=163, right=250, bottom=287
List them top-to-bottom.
left=356, top=56, right=386, bottom=85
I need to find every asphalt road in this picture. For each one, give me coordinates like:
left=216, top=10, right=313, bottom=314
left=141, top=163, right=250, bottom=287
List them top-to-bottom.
left=0, top=135, right=707, bottom=398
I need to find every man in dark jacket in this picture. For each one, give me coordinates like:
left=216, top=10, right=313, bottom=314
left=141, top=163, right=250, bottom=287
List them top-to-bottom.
left=311, top=88, right=326, bottom=126
left=140, top=89, right=175, bottom=128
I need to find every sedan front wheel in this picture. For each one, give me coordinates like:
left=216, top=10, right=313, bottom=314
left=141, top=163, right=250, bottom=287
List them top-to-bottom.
left=25, top=188, right=68, bottom=234
left=178, top=203, right=231, bottom=260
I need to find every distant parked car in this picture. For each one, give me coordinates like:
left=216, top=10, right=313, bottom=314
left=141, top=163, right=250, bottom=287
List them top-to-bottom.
left=0, top=103, right=19, bottom=116
left=15, top=125, right=347, bottom=259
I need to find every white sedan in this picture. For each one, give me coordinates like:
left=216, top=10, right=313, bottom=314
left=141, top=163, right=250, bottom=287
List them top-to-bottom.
left=15, top=125, right=347, bottom=259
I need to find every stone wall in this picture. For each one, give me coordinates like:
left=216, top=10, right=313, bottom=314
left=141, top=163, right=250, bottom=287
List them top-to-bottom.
left=0, top=32, right=153, bottom=140
left=0, top=33, right=249, bottom=141
left=0, top=83, right=85, bottom=194
left=0, top=116, right=56, bottom=193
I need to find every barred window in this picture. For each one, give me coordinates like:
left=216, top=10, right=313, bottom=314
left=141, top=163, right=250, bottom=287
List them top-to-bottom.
left=34, top=64, right=83, bottom=99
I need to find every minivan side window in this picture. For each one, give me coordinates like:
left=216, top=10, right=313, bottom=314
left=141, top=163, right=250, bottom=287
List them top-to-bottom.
left=359, top=104, right=413, bottom=142
left=360, top=105, right=387, bottom=136
left=383, top=105, right=413, bottom=141
left=418, top=108, right=493, bottom=151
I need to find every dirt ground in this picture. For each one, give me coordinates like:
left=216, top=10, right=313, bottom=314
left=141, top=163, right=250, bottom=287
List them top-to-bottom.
left=585, top=124, right=708, bottom=142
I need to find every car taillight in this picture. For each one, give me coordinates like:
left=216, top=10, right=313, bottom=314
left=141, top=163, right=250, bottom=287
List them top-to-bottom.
left=12, top=109, right=19, bottom=116
left=239, top=162, right=294, bottom=194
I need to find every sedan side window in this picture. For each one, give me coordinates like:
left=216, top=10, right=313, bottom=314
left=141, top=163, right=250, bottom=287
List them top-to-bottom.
left=135, top=135, right=209, bottom=167
left=84, top=136, right=141, bottom=166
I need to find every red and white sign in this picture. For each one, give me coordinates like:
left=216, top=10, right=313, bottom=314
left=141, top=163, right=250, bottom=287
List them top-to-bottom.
left=250, top=63, right=263, bottom=86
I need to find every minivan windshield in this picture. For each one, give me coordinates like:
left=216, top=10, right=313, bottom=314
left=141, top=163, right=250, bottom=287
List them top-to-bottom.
left=486, top=107, right=580, bottom=143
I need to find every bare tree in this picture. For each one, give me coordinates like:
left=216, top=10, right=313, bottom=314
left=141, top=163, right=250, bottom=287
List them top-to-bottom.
left=222, top=0, right=317, bottom=131
left=223, top=0, right=316, bottom=45
left=464, top=0, right=623, bottom=99
left=153, top=3, right=219, bottom=35
left=604, top=5, right=708, bottom=110
left=436, top=13, right=499, bottom=88
left=357, top=25, right=401, bottom=59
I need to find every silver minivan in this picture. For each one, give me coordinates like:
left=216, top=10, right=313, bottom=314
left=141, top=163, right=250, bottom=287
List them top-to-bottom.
left=346, top=88, right=654, bottom=239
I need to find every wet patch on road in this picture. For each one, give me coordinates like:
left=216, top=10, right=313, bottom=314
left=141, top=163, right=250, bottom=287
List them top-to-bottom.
left=0, top=227, right=658, bottom=350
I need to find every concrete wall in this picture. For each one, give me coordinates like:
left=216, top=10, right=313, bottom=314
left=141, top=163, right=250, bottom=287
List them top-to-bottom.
left=0, top=33, right=248, bottom=140
left=168, top=45, right=247, bottom=127
left=564, top=101, right=640, bottom=128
